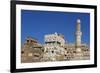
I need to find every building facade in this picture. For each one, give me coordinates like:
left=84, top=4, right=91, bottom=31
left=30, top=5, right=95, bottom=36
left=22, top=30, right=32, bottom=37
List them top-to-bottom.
left=43, top=32, right=66, bottom=61
left=21, top=37, right=44, bottom=63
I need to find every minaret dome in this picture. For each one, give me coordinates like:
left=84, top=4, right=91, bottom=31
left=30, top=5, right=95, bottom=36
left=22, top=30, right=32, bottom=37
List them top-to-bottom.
left=77, top=19, right=81, bottom=23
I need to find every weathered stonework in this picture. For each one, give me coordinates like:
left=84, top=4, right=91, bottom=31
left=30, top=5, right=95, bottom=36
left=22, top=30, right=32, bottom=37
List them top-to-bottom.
left=21, top=19, right=90, bottom=63
left=21, top=37, right=44, bottom=63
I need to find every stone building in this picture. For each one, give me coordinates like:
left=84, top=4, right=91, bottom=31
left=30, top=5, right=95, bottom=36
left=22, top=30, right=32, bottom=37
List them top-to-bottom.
left=21, top=19, right=90, bottom=63
left=43, top=32, right=66, bottom=61
left=21, top=37, right=44, bottom=63
left=64, top=43, right=90, bottom=61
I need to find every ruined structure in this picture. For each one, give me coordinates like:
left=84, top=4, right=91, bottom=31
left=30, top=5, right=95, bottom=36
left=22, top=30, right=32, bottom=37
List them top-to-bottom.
left=21, top=19, right=90, bottom=63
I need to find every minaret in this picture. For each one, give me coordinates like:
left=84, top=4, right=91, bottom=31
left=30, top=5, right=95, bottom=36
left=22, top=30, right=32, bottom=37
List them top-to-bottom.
left=75, top=19, right=82, bottom=52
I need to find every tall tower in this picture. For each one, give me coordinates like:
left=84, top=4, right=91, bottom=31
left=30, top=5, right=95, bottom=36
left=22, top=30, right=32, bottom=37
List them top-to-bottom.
left=75, top=19, right=82, bottom=52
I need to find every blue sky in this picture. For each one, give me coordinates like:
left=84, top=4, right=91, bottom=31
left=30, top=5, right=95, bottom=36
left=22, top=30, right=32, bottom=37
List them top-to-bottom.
left=21, top=10, right=90, bottom=45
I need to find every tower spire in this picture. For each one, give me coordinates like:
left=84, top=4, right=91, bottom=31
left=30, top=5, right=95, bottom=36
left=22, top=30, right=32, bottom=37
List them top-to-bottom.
left=76, top=19, right=82, bottom=48
left=77, top=19, right=81, bottom=31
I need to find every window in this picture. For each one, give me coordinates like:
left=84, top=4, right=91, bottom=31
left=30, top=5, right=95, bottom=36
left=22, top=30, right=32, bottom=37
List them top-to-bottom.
left=27, top=40, right=29, bottom=43
left=31, top=40, right=33, bottom=43
left=65, top=48, right=67, bottom=50
left=42, top=49, right=44, bottom=52
left=21, top=51, right=24, bottom=54
left=52, top=51, right=54, bottom=53
left=73, top=51, right=76, bottom=53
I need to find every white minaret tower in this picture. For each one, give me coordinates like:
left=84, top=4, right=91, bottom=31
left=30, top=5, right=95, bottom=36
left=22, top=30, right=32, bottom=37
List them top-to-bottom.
left=75, top=19, right=82, bottom=53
